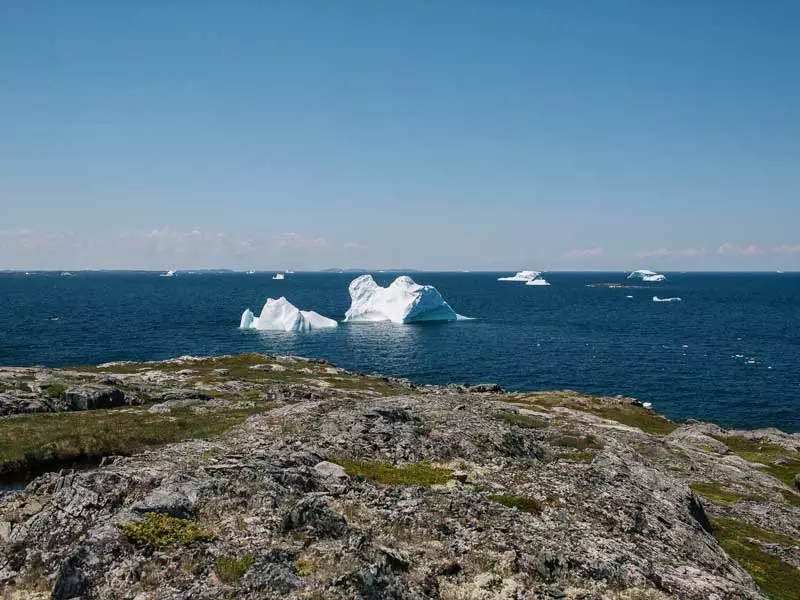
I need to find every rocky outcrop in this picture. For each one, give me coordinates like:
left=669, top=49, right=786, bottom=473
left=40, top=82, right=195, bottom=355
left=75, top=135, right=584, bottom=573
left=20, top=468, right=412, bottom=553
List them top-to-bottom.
left=0, top=354, right=797, bottom=599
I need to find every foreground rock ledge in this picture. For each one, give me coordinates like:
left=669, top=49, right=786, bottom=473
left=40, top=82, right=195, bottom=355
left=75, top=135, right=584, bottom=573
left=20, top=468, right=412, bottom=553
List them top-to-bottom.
left=0, top=353, right=798, bottom=600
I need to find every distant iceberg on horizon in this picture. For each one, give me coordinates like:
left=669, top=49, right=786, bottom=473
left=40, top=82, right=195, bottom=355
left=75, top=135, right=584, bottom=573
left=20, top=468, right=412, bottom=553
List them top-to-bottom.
left=161, top=269, right=176, bottom=277
left=628, top=269, right=666, bottom=282
left=498, top=270, right=550, bottom=285
left=273, top=273, right=285, bottom=280
left=345, top=275, right=468, bottom=324
left=240, top=297, right=337, bottom=332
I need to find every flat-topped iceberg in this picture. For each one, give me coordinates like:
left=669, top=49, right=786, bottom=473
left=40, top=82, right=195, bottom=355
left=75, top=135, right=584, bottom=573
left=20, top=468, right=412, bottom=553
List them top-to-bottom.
left=628, top=269, right=666, bottom=282
left=498, top=270, right=541, bottom=282
left=345, top=274, right=467, bottom=324
left=525, top=277, right=550, bottom=286
left=653, top=296, right=682, bottom=302
left=240, top=297, right=337, bottom=331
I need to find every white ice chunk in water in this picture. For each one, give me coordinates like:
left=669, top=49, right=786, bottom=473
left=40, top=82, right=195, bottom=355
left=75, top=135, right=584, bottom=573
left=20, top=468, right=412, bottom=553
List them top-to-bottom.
left=628, top=269, right=666, bottom=282
left=498, top=270, right=545, bottom=283
left=273, top=273, right=285, bottom=280
left=344, top=274, right=467, bottom=324
left=525, top=277, right=550, bottom=286
left=653, top=296, right=682, bottom=302
left=240, top=297, right=337, bottom=331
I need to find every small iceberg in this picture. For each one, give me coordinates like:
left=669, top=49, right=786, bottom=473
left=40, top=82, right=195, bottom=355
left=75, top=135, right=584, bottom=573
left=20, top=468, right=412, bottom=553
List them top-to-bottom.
left=161, top=269, right=176, bottom=277
left=628, top=269, right=666, bottom=282
left=246, top=270, right=255, bottom=275
left=61, top=271, right=73, bottom=277
left=273, top=273, right=285, bottom=280
left=345, top=274, right=467, bottom=324
left=525, top=277, right=550, bottom=286
left=653, top=296, right=682, bottom=302
left=240, top=297, right=337, bottom=331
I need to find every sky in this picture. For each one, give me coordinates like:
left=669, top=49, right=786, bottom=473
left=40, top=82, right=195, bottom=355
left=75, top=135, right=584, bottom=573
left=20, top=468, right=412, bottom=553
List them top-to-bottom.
left=1, top=1, right=799, bottom=271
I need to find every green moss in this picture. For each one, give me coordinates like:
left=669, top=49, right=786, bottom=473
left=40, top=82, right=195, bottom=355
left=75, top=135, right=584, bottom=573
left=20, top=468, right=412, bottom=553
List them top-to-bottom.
left=44, top=382, right=69, bottom=398
left=515, top=392, right=678, bottom=435
left=0, top=401, right=275, bottom=476
left=501, top=412, right=549, bottom=429
left=548, top=434, right=603, bottom=450
left=713, top=435, right=800, bottom=488
left=330, top=458, right=452, bottom=485
left=690, top=482, right=744, bottom=506
left=487, top=494, right=542, bottom=514
left=118, top=513, right=216, bottom=549
left=711, top=517, right=800, bottom=600
left=214, top=553, right=254, bottom=583
left=293, top=556, right=320, bottom=576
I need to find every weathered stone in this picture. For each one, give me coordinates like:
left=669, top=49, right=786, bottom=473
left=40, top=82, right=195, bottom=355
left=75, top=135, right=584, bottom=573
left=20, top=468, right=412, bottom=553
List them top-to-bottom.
left=65, top=385, right=126, bottom=411
left=313, top=461, right=348, bottom=479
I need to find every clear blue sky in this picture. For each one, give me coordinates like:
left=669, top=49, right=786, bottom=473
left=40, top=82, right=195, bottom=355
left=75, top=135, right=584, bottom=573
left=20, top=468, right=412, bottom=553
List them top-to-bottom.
left=1, top=1, right=798, bottom=270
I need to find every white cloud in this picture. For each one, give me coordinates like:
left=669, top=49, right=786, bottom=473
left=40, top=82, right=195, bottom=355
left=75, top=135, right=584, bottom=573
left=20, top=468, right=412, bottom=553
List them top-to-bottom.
left=272, top=232, right=327, bottom=249
left=344, top=241, right=368, bottom=251
left=718, top=243, right=763, bottom=256
left=775, top=244, right=800, bottom=254
left=563, top=248, right=603, bottom=258
left=635, top=248, right=706, bottom=258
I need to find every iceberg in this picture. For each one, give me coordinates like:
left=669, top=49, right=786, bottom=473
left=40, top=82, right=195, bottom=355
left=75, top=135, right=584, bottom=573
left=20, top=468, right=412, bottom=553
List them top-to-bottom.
left=161, top=269, right=176, bottom=277
left=628, top=269, right=666, bottom=282
left=498, top=270, right=542, bottom=283
left=273, top=273, right=285, bottom=280
left=344, top=274, right=466, bottom=324
left=525, top=277, right=550, bottom=286
left=653, top=296, right=682, bottom=302
left=240, top=297, right=338, bottom=331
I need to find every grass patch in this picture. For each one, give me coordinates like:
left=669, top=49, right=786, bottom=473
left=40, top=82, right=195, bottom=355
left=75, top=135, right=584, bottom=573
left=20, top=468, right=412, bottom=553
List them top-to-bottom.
left=44, top=382, right=68, bottom=398
left=515, top=392, right=678, bottom=435
left=0, top=401, right=275, bottom=476
left=501, top=412, right=548, bottom=429
left=548, top=434, right=603, bottom=450
left=712, top=435, right=800, bottom=488
left=330, top=458, right=452, bottom=485
left=690, top=482, right=745, bottom=506
left=487, top=494, right=542, bottom=514
left=118, top=513, right=216, bottom=549
left=711, top=517, right=799, bottom=600
left=214, top=553, right=254, bottom=583
left=294, top=556, right=320, bottom=576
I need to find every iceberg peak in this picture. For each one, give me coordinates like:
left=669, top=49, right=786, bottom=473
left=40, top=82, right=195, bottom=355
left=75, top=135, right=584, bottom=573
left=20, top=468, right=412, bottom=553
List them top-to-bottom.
left=499, top=270, right=550, bottom=285
left=628, top=270, right=666, bottom=282
left=344, top=274, right=466, bottom=324
left=240, top=297, right=337, bottom=331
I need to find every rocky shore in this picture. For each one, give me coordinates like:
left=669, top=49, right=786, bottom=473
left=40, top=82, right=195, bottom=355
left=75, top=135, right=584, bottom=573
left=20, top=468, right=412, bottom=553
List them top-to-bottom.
left=0, top=353, right=798, bottom=599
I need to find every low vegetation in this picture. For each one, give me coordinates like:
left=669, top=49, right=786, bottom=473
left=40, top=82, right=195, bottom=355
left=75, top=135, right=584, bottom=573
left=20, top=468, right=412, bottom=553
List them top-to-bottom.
left=516, top=392, right=678, bottom=435
left=0, top=401, right=274, bottom=477
left=500, top=412, right=549, bottom=429
left=549, top=433, right=604, bottom=450
left=712, top=435, right=800, bottom=487
left=330, top=458, right=452, bottom=485
left=689, top=482, right=751, bottom=506
left=487, top=494, right=543, bottom=514
left=118, top=513, right=216, bottom=550
left=711, top=517, right=800, bottom=600
left=214, top=553, right=254, bottom=583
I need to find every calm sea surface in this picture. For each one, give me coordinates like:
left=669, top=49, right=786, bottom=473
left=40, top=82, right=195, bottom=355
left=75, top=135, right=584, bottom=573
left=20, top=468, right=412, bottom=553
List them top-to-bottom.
left=1, top=271, right=798, bottom=431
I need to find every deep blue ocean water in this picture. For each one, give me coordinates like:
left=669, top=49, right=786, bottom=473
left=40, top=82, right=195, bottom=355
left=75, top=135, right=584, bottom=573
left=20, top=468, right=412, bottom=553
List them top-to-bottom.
left=1, top=271, right=798, bottom=432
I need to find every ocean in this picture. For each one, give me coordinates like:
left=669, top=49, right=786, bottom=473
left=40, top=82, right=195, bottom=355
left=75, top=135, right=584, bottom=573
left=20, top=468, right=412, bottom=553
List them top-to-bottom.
left=1, top=271, right=798, bottom=432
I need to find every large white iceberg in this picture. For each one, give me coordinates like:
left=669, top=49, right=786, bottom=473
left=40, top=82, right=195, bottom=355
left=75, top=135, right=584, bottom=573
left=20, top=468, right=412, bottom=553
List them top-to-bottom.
left=628, top=269, right=666, bottom=282
left=498, top=270, right=541, bottom=282
left=344, top=275, right=467, bottom=324
left=525, top=277, right=550, bottom=286
left=240, top=297, right=338, bottom=331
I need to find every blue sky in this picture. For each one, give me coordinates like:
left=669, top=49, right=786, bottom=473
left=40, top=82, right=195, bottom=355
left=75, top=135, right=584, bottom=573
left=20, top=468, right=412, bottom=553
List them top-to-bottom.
left=1, top=1, right=798, bottom=270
